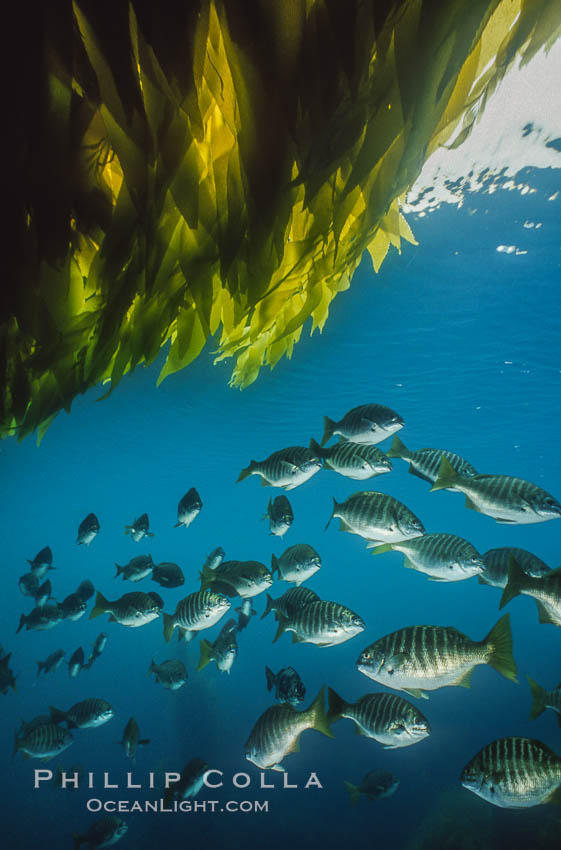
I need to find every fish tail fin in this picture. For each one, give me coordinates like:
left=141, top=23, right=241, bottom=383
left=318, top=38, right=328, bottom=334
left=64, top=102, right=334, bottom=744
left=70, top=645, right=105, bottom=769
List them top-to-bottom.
left=321, top=417, right=335, bottom=447
left=387, top=434, right=408, bottom=459
left=309, top=437, right=324, bottom=457
left=430, top=455, right=459, bottom=492
left=237, top=461, right=256, bottom=483
left=325, top=497, right=340, bottom=531
left=369, top=543, right=393, bottom=556
left=270, top=555, right=279, bottom=577
left=499, top=556, right=529, bottom=610
left=114, top=563, right=122, bottom=578
left=199, top=564, right=213, bottom=590
left=89, top=591, right=109, bottom=620
left=261, top=593, right=275, bottom=620
left=162, top=613, right=175, bottom=643
left=484, top=613, right=518, bottom=683
left=16, top=614, right=26, bottom=634
left=272, top=615, right=288, bottom=644
left=197, top=640, right=213, bottom=671
left=148, top=660, right=156, bottom=674
left=36, top=661, right=44, bottom=676
left=265, top=666, right=276, bottom=691
left=526, top=675, right=547, bottom=720
left=308, top=686, right=334, bottom=738
left=326, top=687, right=349, bottom=724
left=49, top=706, right=67, bottom=725
left=343, top=781, right=361, bottom=807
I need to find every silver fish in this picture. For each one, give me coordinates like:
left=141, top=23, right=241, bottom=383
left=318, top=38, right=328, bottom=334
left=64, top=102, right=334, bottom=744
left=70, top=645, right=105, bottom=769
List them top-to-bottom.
left=321, top=404, right=404, bottom=446
left=387, top=435, right=477, bottom=485
left=310, top=437, right=392, bottom=480
left=238, top=447, right=322, bottom=490
left=175, top=487, right=202, bottom=528
left=327, top=491, right=425, bottom=543
left=265, top=495, right=294, bottom=537
left=76, top=513, right=100, bottom=546
left=124, top=513, right=154, bottom=542
left=370, top=533, right=484, bottom=582
left=271, top=543, right=321, bottom=586
left=27, top=546, right=54, bottom=579
left=479, top=547, right=550, bottom=589
left=114, top=555, right=154, bottom=582
left=500, top=558, right=561, bottom=627
left=163, top=590, right=231, bottom=643
left=89, top=591, right=163, bottom=628
left=274, top=600, right=365, bottom=647
left=17, top=604, right=62, bottom=633
left=327, top=688, right=430, bottom=748
left=50, top=698, right=114, bottom=729
left=14, top=721, right=73, bottom=760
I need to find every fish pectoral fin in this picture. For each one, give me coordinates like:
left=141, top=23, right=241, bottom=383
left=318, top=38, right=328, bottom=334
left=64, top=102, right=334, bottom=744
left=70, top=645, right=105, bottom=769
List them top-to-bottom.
left=495, top=518, right=517, bottom=524
left=536, top=601, right=559, bottom=626
left=108, top=615, right=117, bottom=622
left=451, top=668, right=474, bottom=689
left=402, top=688, right=429, bottom=700
left=287, top=737, right=300, bottom=754
left=271, top=764, right=286, bottom=772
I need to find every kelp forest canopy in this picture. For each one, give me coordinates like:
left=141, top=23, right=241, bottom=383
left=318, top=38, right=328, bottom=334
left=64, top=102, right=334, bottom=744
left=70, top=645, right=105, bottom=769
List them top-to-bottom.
left=3, top=0, right=561, bottom=441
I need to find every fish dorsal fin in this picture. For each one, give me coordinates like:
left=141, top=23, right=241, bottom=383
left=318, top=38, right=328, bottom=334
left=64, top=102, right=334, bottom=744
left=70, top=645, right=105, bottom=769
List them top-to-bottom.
left=536, top=601, right=560, bottom=626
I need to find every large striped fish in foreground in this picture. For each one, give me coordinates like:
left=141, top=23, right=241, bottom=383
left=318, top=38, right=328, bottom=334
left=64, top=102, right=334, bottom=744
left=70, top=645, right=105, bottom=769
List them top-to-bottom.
left=321, top=404, right=404, bottom=446
left=387, top=435, right=477, bottom=485
left=309, top=438, right=392, bottom=480
left=237, top=447, right=322, bottom=490
left=431, top=456, right=561, bottom=524
left=327, top=491, right=425, bottom=543
left=370, top=533, right=484, bottom=582
left=271, top=544, right=322, bottom=586
left=479, top=547, right=550, bottom=589
left=500, top=558, right=561, bottom=627
left=163, top=590, right=231, bottom=642
left=89, top=591, right=163, bottom=628
left=274, top=600, right=365, bottom=647
left=356, top=615, right=517, bottom=698
left=527, top=676, right=561, bottom=726
left=244, top=687, right=333, bottom=771
left=327, top=688, right=430, bottom=748
left=14, top=720, right=73, bottom=760
left=461, top=738, right=561, bottom=808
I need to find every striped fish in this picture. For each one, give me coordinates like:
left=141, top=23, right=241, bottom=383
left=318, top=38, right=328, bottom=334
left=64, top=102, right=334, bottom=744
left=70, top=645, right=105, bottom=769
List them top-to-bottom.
left=321, top=404, right=404, bottom=446
left=387, top=435, right=477, bottom=484
left=309, top=438, right=392, bottom=480
left=237, top=446, right=322, bottom=490
left=431, top=456, right=561, bottom=524
left=326, top=491, right=425, bottom=543
left=265, top=495, right=294, bottom=537
left=370, top=533, right=484, bottom=582
left=271, top=544, right=321, bottom=586
left=480, top=547, right=550, bottom=588
left=500, top=558, right=561, bottom=627
left=200, top=560, right=273, bottom=599
left=261, top=586, right=320, bottom=621
left=163, top=590, right=230, bottom=642
left=89, top=591, right=163, bottom=628
left=274, top=600, right=365, bottom=647
left=356, top=615, right=517, bottom=698
left=198, top=619, right=238, bottom=674
left=527, top=676, right=561, bottom=725
left=244, top=687, right=334, bottom=771
left=327, top=688, right=430, bottom=748
left=49, top=698, right=114, bottom=729
left=14, top=721, right=73, bottom=760
left=461, top=737, right=561, bottom=808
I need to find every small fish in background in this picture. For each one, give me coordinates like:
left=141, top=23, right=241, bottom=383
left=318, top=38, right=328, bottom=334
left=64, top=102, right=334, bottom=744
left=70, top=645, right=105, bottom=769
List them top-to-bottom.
left=321, top=403, right=404, bottom=446
left=387, top=435, right=478, bottom=485
left=310, top=438, right=392, bottom=480
left=237, top=446, right=322, bottom=490
left=431, top=455, right=561, bottom=524
left=175, top=487, right=202, bottom=529
left=326, top=491, right=425, bottom=544
left=264, top=495, right=294, bottom=537
left=76, top=513, right=100, bottom=546
left=124, top=513, right=154, bottom=542
left=370, top=533, right=485, bottom=582
left=271, top=544, right=321, bottom=586
left=27, top=546, right=55, bottom=580
left=203, top=547, right=225, bottom=570
left=479, top=547, right=550, bottom=588
left=114, top=554, right=154, bottom=582
left=500, top=558, right=561, bottom=627
left=200, top=560, right=273, bottom=599
left=152, top=562, right=185, bottom=588
left=18, top=573, right=39, bottom=598
left=33, top=579, right=53, bottom=607
left=76, top=580, right=95, bottom=602
left=262, top=586, right=320, bottom=621
left=89, top=590, right=163, bottom=628
left=163, top=590, right=231, bottom=643
left=59, top=592, right=87, bottom=622
left=236, top=599, right=256, bottom=631
left=274, top=600, right=365, bottom=647
left=17, top=604, right=62, bottom=633
left=356, top=615, right=517, bottom=698
left=198, top=618, right=239, bottom=674
left=85, top=633, right=108, bottom=670
left=68, top=647, right=85, bottom=678
left=0, top=649, right=16, bottom=694
left=37, top=649, right=65, bottom=676
left=148, top=659, right=188, bottom=690
left=265, top=666, right=306, bottom=706
left=527, top=676, right=561, bottom=725
left=244, top=687, right=333, bottom=771
left=327, top=689, right=430, bottom=748
left=50, top=698, right=114, bottom=729
left=120, top=716, right=150, bottom=761
left=13, top=720, right=73, bottom=760
left=461, top=737, right=561, bottom=808
left=163, top=758, right=209, bottom=807
left=55, top=764, right=84, bottom=790
left=344, top=769, right=400, bottom=805
left=73, top=816, right=128, bottom=849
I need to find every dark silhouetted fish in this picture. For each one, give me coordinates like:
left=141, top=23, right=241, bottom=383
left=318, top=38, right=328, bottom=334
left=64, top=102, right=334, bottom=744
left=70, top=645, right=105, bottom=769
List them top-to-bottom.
left=175, top=487, right=202, bottom=528
left=265, top=495, right=294, bottom=537
left=76, top=513, right=100, bottom=546
left=124, top=513, right=154, bottom=542
left=27, top=546, right=54, bottom=579
left=115, top=555, right=154, bottom=582
left=152, top=562, right=185, bottom=588
left=236, top=599, right=256, bottom=631
left=17, top=604, right=62, bottom=633
left=198, top=619, right=238, bottom=674
left=68, top=648, right=85, bottom=678
left=37, top=649, right=65, bottom=676
left=149, top=659, right=188, bottom=690
left=266, top=666, right=306, bottom=706
left=50, top=698, right=114, bottom=729
left=120, top=716, right=149, bottom=760
left=14, top=720, right=73, bottom=760
left=163, top=758, right=209, bottom=807
left=344, top=769, right=399, bottom=805
left=73, top=816, right=128, bottom=849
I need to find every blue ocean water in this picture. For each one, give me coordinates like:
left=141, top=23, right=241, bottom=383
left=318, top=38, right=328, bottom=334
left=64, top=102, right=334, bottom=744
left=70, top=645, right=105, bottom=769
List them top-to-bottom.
left=2, top=165, right=561, bottom=849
